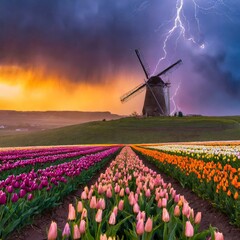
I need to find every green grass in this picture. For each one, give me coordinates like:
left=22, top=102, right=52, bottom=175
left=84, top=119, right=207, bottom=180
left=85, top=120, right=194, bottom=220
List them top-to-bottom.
left=0, top=116, right=239, bottom=147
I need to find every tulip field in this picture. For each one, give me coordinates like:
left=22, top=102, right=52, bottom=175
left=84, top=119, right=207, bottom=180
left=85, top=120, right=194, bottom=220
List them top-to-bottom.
left=1, top=143, right=240, bottom=239
left=133, top=143, right=240, bottom=226
left=0, top=145, right=120, bottom=239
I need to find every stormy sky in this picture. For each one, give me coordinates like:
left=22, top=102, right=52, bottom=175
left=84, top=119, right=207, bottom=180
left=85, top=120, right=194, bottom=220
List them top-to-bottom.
left=0, top=0, right=239, bottom=115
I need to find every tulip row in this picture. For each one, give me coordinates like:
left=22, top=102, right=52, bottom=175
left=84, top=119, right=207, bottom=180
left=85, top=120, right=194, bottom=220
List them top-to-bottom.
left=147, top=144, right=240, bottom=166
left=0, top=145, right=90, bottom=162
left=133, top=145, right=240, bottom=226
left=0, top=146, right=120, bottom=239
left=0, top=146, right=111, bottom=177
left=47, top=146, right=223, bottom=240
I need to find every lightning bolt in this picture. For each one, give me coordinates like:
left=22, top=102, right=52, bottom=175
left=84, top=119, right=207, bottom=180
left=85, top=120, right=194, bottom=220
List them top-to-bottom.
left=152, top=0, right=233, bottom=115
left=170, top=81, right=181, bottom=115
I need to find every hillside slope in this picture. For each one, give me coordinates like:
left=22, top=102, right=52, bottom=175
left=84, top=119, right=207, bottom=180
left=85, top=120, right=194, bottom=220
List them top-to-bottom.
left=0, top=116, right=239, bottom=147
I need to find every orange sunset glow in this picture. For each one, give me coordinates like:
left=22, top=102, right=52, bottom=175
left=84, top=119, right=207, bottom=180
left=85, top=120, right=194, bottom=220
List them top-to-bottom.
left=0, top=65, right=144, bottom=115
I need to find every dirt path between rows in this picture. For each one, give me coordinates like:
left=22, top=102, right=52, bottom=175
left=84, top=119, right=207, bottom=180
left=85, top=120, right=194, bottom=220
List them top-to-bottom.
left=8, top=151, right=240, bottom=240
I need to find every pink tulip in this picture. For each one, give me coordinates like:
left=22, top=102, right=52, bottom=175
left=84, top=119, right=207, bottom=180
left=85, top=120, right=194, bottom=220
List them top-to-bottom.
left=98, top=184, right=104, bottom=194
left=114, top=184, right=120, bottom=193
left=84, top=186, right=89, bottom=194
left=125, top=187, right=130, bottom=195
left=106, top=188, right=112, bottom=198
left=119, top=188, right=125, bottom=197
left=88, top=189, right=93, bottom=199
left=145, top=189, right=151, bottom=198
left=81, top=190, right=87, bottom=200
left=128, top=193, right=136, bottom=205
left=135, top=193, right=139, bottom=202
left=174, top=194, right=180, bottom=203
left=90, top=196, right=97, bottom=209
left=97, top=198, right=106, bottom=210
left=162, top=198, right=167, bottom=207
left=157, top=199, right=162, bottom=208
left=118, top=200, right=124, bottom=211
left=77, top=201, right=83, bottom=213
left=132, top=202, right=139, bottom=213
left=182, top=202, right=190, bottom=217
left=68, top=203, right=76, bottom=220
left=174, top=205, right=181, bottom=217
left=113, top=206, right=118, bottom=216
left=81, top=208, right=88, bottom=219
left=162, top=208, right=170, bottom=222
left=95, top=209, right=103, bottom=223
left=109, top=212, right=116, bottom=225
left=195, top=212, right=201, bottom=224
left=145, top=217, right=153, bottom=232
left=136, top=218, right=144, bottom=235
left=79, top=219, right=86, bottom=234
left=48, top=221, right=57, bottom=240
left=185, top=221, right=194, bottom=237
left=62, top=223, right=70, bottom=237
left=73, top=224, right=81, bottom=239
left=214, top=231, right=224, bottom=240
left=100, top=234, right=108, bottom=240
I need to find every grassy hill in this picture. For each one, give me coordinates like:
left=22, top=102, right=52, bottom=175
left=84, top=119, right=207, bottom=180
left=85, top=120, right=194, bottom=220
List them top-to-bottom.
left=0, top=116, right=240, bottom=147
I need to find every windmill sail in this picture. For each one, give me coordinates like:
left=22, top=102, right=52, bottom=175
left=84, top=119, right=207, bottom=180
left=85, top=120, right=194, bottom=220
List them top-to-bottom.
left=135, top=49, right=149, bottom=79
left=156, top=59, right=182, bottom=77
left=120, top=82, right=146, bottom=103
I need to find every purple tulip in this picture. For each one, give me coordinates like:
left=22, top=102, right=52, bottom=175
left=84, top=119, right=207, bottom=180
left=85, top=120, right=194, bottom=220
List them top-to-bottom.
left=13, top=181, right=20, bottom=188
left=6, top=185, right=13, bottom=193
left=19, top=189, right=27, bottom=198
left=0, top=191, right=7, bottom=205
left=11, top=193, right=19, bottom=203
left=27, top=193, right=33, bottom=201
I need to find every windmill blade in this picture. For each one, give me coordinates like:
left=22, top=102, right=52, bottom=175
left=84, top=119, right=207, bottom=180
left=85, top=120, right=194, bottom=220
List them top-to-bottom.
left=135, top=49, right=149, bottom=79
left=156, top=59, right=182, bottom=77
left=120, top=82, right=146, bottom=103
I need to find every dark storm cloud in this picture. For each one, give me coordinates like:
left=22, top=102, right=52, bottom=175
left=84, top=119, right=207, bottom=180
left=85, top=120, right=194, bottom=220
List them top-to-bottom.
left=0, top=0, right=155, bottom=82
left=0, top=0, right=240, bottom=115
left=193, top=53, right=240, bottom=98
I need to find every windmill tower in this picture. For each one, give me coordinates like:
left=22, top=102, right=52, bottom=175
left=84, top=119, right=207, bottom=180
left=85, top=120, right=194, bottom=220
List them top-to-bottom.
left=120, top=49, right=182, bottom=116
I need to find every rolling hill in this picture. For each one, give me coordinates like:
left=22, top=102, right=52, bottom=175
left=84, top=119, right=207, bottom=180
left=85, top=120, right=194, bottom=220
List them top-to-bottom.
left=0, top=110, right=121, bottom=135
left=0, top=116, right=239, bottom=147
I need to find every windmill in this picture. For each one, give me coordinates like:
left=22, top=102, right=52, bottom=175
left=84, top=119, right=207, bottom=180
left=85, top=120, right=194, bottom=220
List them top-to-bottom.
left=120, top=49, right=182, bottom=116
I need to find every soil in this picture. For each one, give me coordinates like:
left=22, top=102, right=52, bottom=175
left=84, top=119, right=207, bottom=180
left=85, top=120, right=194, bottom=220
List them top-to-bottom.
left=8, top=151, right=240, bottom=240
